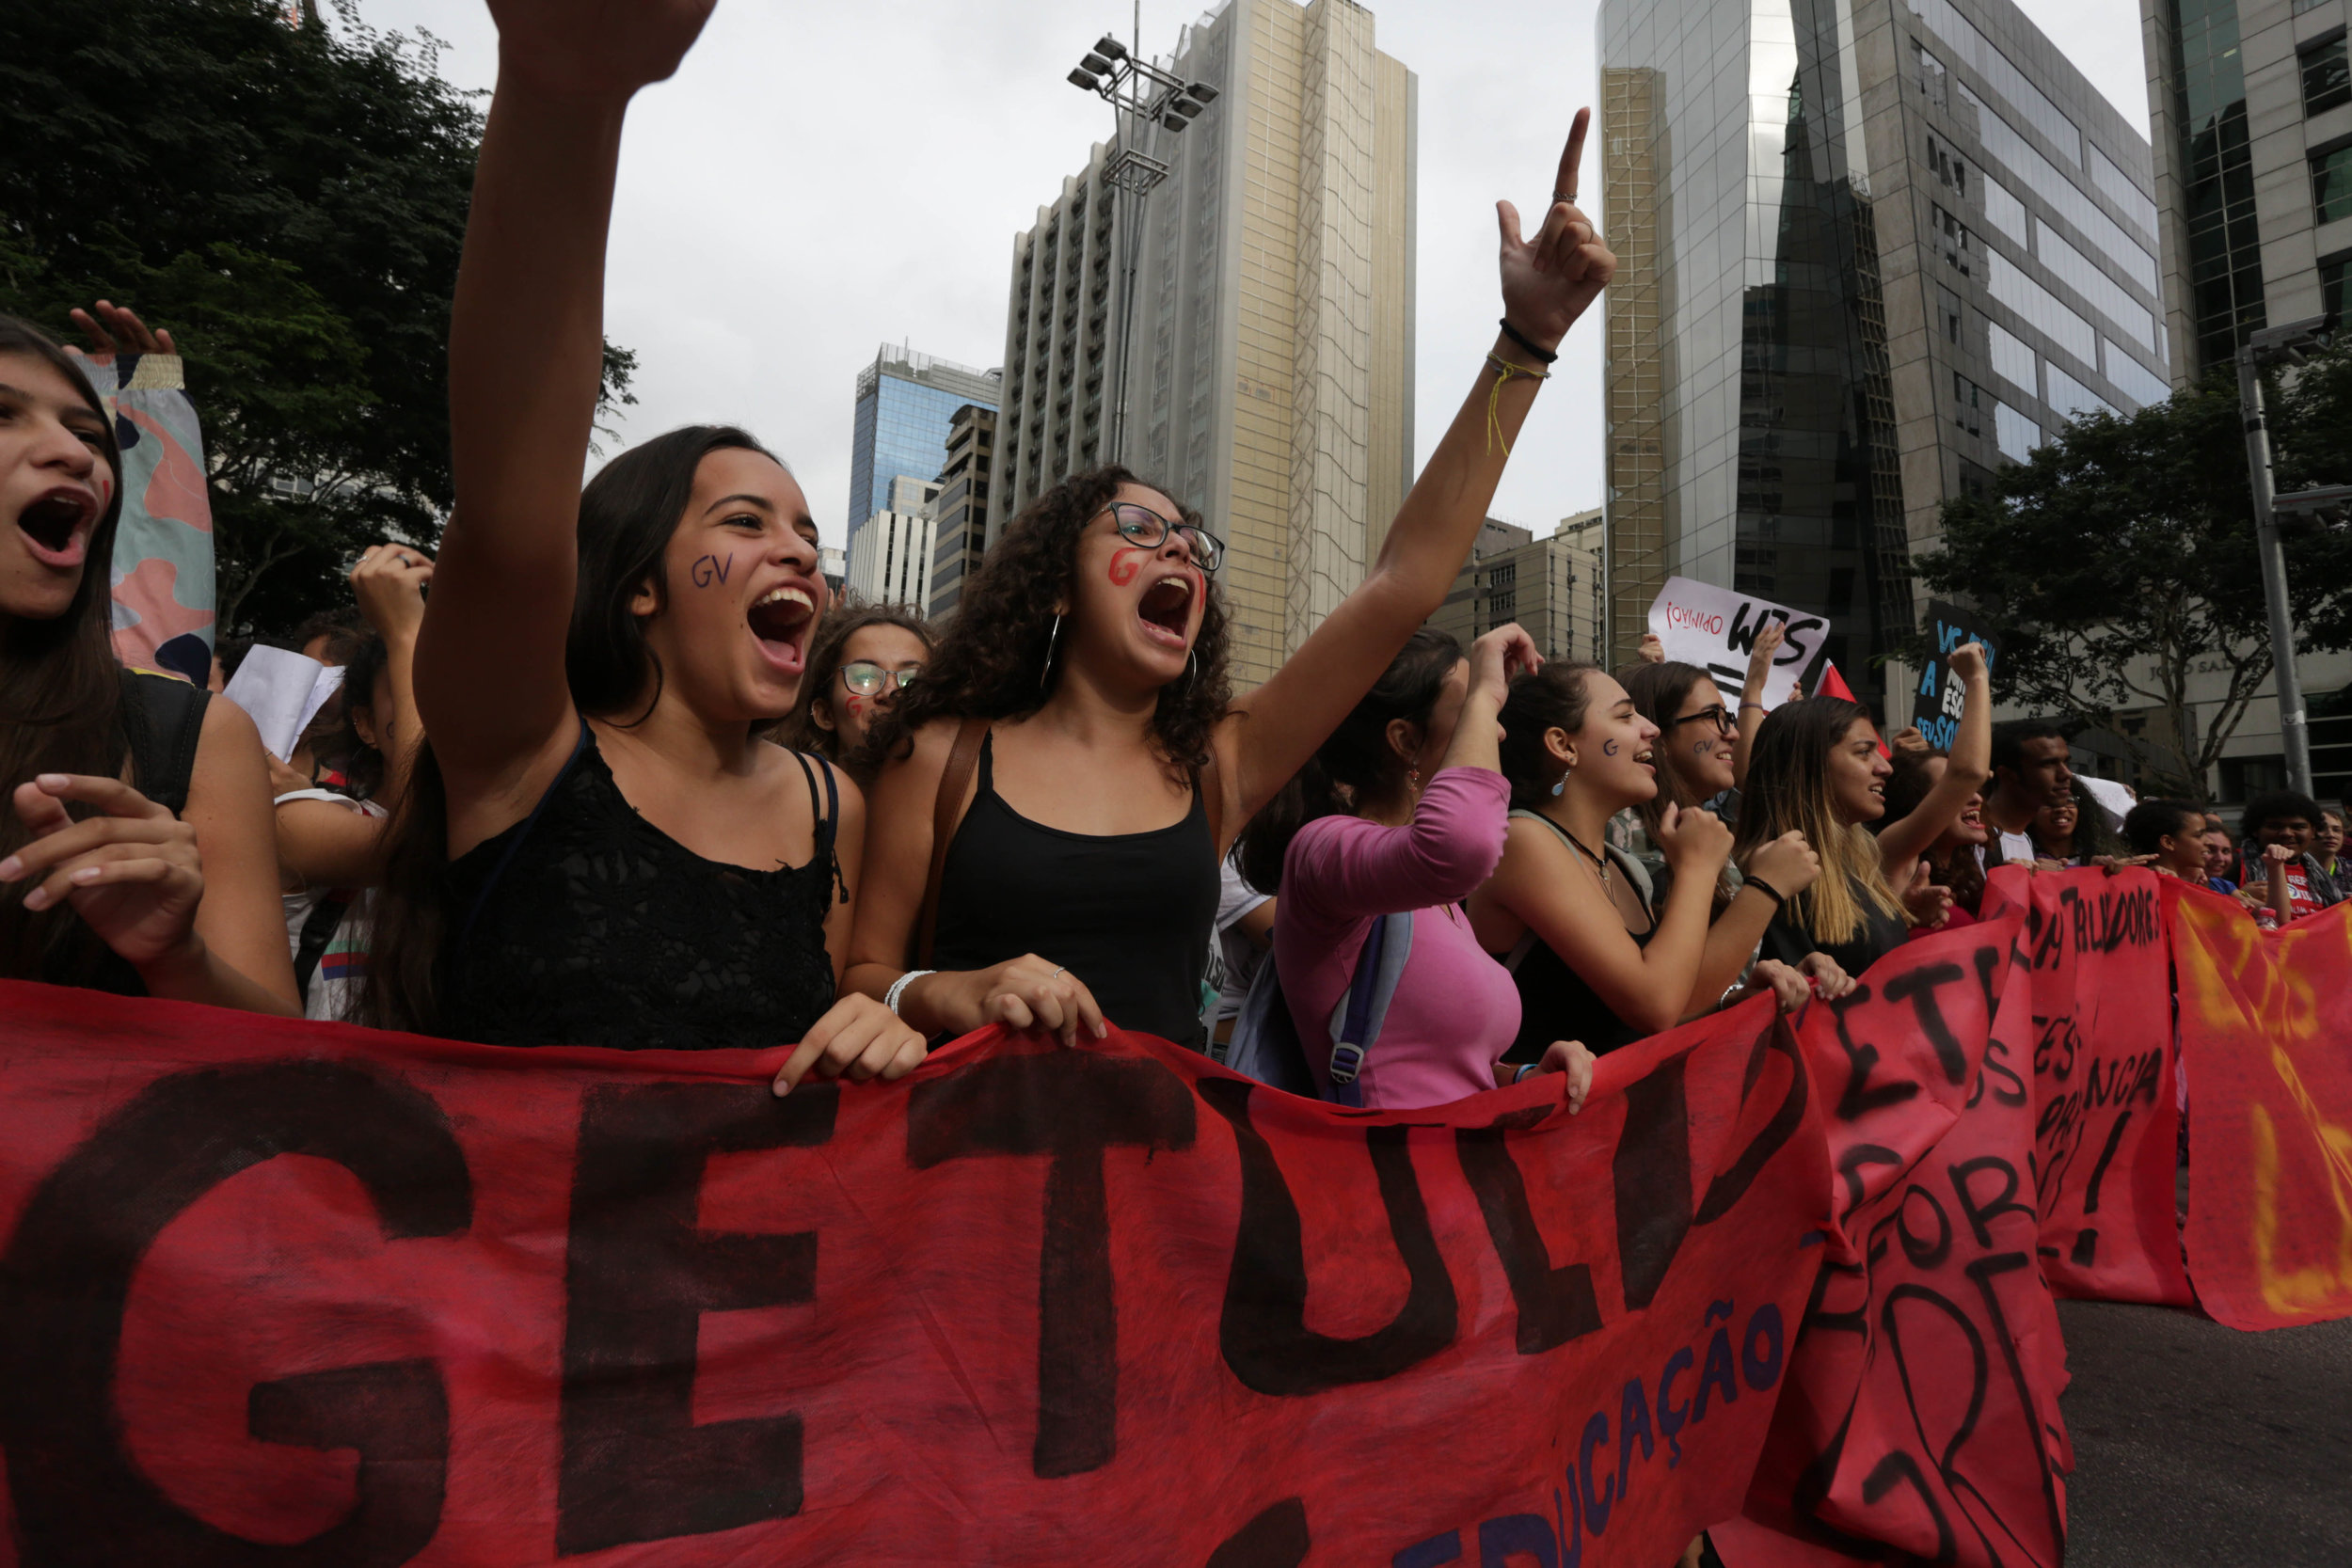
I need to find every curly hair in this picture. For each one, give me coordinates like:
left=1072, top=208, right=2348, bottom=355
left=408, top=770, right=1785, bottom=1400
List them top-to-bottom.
left=865, top=466, right=1231, bottom=775
left=778, top=596, right=932, bottom=771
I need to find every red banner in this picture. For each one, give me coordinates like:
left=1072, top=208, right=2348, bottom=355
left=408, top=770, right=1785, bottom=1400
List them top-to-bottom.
left=2008, top=869, right=2192, bottom=1307
left=2166, top=880, right=2352, bottom=1329
left=1716, top=910, right=2071, bottom=1568
left=0, top=979, right=1829, bottom=1566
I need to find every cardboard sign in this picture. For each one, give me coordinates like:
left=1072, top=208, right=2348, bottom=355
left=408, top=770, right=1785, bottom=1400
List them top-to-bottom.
left=1646, top=577, right=1828, bottom=708
left=1910, top=600, right=1998, bottom=752
left=0, top=982, right=1830, bottom=1566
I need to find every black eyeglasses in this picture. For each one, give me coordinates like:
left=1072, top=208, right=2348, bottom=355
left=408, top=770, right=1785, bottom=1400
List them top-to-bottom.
left=1101, top=501, right=1224, bottom=573
left=840, top=660, right=920, bottom=696
left=1669, top=705, right=1735, bottom=736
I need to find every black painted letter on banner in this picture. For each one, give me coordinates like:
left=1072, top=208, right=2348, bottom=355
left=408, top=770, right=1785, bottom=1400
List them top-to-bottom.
left=907, top=1049, right=1197, bottom=1479
left=0, top=1060, right=470, bottom=1566
left=1199, top=1078, right=1458, bottom=1396
left=557, top=1082, right=836, bottom=1555
left=1456, top=1110, right=1603, bottom=1354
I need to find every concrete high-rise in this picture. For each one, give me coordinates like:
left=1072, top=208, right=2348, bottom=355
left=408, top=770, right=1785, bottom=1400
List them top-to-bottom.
left=993, top=0, right=1417, bottom=689
left=1600, top=0, right=2173, bottom=706
left=2141, top=0, right=2349, bottom=378
left=848, top=346, right=999, bottom=533
left=927, top=403, right=998, bottom=620
left=847, top=475, right=940, bottom=609
left=1428, top=510, right=1609, bottom=667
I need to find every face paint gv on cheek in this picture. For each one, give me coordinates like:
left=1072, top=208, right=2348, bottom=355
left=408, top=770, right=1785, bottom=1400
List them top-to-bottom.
left=1107, top=546, right=1151, bottom=587
left=690, top=553, right=734, bottom=588
left=1693, top=739, right=1710, bottom=755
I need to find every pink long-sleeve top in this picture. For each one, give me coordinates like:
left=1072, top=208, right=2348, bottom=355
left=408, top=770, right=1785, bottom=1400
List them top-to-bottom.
left=1273, top=767, right=1522, bottom=1109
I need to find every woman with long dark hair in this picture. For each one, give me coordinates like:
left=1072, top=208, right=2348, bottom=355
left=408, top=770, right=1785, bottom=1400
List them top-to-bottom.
left=361, top=2, right=917, bottom=1089
left=849, top=117, right=1615, bottom=1050
left=0, top=309, right=294, bottom=1011
left=781, top=598, right=930, bottom=781
left=1235, top=626, right=1594, bottom=1109
left=1617, top=656, right=1850, bottom=998
left=1469, top=665, right=1821, bottom=1061
left=1880, top=745, right=1989, bottom=923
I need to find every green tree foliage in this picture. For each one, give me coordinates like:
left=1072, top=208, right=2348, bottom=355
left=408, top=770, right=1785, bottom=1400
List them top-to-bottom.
left=0, top=0, right=635, bottom=637
left=1912, top=344, right=2352, bottom=796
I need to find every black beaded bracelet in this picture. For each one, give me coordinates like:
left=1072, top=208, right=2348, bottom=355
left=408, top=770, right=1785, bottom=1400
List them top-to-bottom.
left=1498, top=318, right=1559, bottom=365
left=1744, top=875, right=1787, bottom=908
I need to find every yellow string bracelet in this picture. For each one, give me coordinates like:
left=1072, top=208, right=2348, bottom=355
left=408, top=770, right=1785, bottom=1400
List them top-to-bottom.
left=1485, top=352, right=1551, bottom=456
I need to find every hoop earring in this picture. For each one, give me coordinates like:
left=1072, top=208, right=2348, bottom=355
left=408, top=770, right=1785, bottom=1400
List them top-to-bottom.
left=1041, top=613, right=1062, bottom=691
left=1183, top=649, right=1198, bottom=689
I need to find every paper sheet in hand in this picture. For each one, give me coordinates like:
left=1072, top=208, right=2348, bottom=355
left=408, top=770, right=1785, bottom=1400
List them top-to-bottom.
left=1645, top=577, right=1827, bottom=708
left=221, top=645, right=345, bottom=760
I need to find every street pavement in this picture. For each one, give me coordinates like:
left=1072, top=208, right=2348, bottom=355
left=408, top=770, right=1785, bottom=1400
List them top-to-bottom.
left=2060, top=1298, right=2352, bottom=1566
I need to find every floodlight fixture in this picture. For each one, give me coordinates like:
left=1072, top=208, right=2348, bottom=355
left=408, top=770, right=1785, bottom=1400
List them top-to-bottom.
left=1094, top=35, right=1129, bottom=60
left=1081, top=51, right=1116, bottom=76
left=1068, top=67, right=1100, bottom=90
left=1185, top=81, right=1219, bottom=103
left=1168, top=94, right=1205, bottom=119
left=2245, top=315, right=2333, bottom=368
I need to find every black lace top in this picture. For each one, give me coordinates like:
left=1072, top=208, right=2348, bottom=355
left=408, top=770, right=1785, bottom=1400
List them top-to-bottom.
left=438, top=723, right=843, bottom=1050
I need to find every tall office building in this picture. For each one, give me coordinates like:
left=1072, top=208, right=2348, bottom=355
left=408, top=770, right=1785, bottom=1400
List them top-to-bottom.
left=993, top=0, right=1417, bottom=689
left=1600, top=0, right=2172, bottom=706
left=2141, top=0, right=2350, bottom=802
left=2142, top=0, right=2349, bottom=377
left=847, top=345, right=999, bottom=532
left=927, top=404, right=998, bottom=619
left=847, top=476, right=941, bottom=609
left=1428, top=510, right=1608, bottom=666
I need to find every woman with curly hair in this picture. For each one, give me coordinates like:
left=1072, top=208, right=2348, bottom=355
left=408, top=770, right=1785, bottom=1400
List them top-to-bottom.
left=849, top=115, right=1617, bottom=1051
left=780, top=598, right=930, bottom=780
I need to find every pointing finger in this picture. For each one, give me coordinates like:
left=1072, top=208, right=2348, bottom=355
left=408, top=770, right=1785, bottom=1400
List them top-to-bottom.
left=1554, top=107, right=1591, bottom=206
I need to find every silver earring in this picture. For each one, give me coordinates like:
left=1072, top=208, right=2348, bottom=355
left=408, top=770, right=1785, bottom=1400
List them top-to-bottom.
left=1041, top=613, right=1062, bottom=690
left=1184, top=649, right=1198, bottom=689
left=1551, top=760, right=1572, bottom=797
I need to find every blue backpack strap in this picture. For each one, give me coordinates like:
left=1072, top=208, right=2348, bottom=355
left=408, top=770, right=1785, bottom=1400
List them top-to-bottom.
left=1324, top=911, right=1414, bottom=1107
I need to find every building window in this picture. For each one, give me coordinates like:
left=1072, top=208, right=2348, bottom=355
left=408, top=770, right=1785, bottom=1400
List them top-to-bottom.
left=2170, top=0, right=2267, bottom=368
left=2303, top=34, right=2351, bottom=117
left=1914, top=42, right=1947, bottom=106
left=2316, top=143, right=2352, bottom=225
left=1932, top=204, right=1972, bottom=274
left=2324, top=254, right=2351, bottom=325
left=1938, top=285, right=1963, bottom=343
left=1951, top=372, right=1983, bottom=436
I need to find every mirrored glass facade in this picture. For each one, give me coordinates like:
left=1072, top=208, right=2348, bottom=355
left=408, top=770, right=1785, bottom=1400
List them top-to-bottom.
left=1602, top=0, right=2169, bottom=704
left=847, top=348, right=1000, bottom=531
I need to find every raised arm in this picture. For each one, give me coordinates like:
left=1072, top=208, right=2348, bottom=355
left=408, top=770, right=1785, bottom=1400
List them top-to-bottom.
left=415, top=0, right=715, bottom=828
left=1215, top=113, right=1615, bottom=848
left=1731, top=620, right=1783, bottom=789
left=1876, top=643, right=1991, bottom=870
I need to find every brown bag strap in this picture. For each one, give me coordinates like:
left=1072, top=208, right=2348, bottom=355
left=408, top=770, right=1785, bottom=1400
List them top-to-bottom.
left=915, top=717, right=991, bottom=967
left=1200, top=745, right=1225, bottom=860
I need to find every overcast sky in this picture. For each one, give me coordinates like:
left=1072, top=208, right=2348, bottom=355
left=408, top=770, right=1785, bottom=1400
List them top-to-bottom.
left=359, top=0, right=2151, bottom=549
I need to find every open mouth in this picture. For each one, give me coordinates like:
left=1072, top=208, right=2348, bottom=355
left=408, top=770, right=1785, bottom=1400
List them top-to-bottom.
left=15, top=489, right=94, bottom=566
left=1137, top=574, right=1194, bottom=649
left=746, top=584, right=816, bottom=670
left=1631, top=747, right=1655, bottom=769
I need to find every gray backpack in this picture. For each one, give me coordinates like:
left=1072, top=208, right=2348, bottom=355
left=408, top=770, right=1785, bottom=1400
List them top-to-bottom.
left=1210, top=911, right=1414, bottom=1106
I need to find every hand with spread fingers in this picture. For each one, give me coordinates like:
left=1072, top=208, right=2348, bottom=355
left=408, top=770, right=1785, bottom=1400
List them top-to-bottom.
left=1496, top=106, right=1618, bottom=353
left=68, top=299, right=177, bottom=361
left=2, top=774, right=204, bottom=973
left=1899, top=860, right=1955, bottom=929
left=771, top=993, right=928, bottom=1097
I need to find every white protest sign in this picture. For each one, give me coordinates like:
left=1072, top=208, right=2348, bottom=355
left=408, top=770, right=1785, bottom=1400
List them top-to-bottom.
left=1645, top=576, right=1829, bottom=709
left=221, top=645, right=346, bottom=761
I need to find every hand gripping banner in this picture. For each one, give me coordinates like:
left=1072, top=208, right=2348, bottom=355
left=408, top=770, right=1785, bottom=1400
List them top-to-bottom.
left=2165, top=879, right=2352, bottom=1329
left=0, top=979, right=1829, bottom=1567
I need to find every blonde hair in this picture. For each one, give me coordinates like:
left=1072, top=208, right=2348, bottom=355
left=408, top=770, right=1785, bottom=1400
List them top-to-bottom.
left=1735, top=697, right=1906, bottom=946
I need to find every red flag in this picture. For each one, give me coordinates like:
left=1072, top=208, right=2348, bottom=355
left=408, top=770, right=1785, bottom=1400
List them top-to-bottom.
left=1815, top=660, right=1890, bottom=758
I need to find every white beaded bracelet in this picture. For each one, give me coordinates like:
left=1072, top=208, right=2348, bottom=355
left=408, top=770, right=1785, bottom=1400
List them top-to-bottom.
left=884, top=969, right=936, bottom=1018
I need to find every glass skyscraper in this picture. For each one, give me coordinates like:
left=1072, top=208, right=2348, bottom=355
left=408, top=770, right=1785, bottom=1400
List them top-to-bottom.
left=1602, top=0, right=2169, bottom=705
left=847, top=346, right=1000, bottom=532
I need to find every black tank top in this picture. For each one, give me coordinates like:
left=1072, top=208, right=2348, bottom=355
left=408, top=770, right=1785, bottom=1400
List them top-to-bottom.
left=439, top=722, right=842, bottom=1050
left=930, top=733, right=1219, bottom=1047
left=1500, top=810, right=1654, bottom=1062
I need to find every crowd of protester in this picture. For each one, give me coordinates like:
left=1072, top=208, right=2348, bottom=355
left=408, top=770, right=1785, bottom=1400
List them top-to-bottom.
left=3, top=0, right=2343, bottom=1131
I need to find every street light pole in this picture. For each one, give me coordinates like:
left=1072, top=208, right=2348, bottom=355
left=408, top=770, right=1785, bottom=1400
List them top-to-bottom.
left=1064, top=33, right=1219, bottom=466
left=2235, top=316, right=2335, bottom=800
left=2235, top=349, right=2312, bottom=798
